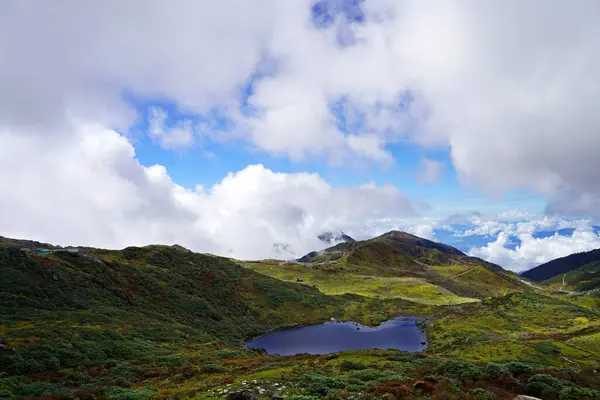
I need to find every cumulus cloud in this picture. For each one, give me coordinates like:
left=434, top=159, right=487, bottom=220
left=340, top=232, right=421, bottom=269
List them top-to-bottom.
left=2, top=0, right=600, bottom=258
left=3, top=1, right=599, bottom=189
left=0, top=124, right=416, bottom=259
left=445, top=211, right=600, bottom=271
left=360, top=217, right=446, bottom=241
left=469, top=229, right=600, bottom=273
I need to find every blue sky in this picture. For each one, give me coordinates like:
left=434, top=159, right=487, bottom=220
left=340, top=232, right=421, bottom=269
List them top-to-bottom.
left=129, top=94, right=548, bottom=217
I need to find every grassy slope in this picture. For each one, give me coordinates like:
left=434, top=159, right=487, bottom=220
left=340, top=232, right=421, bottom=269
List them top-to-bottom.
left=242, top=231, right=525, bottom=305
left=2, top=237, right=600, bottom=399
left=0, top=239, right=436, bottom=399
left=242, top=260, right=479, bottom=306
left=544, top=260, right=600, bottom=292
left=428, top=291, right=600, bottom=367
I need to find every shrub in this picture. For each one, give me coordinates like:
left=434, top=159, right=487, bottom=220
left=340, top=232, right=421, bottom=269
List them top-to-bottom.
left=152, top=355, right=187, bottom=367
left=44, top=356, right=61, bottom=370
left=340, top=360, right=367, bottom=371
left=436, top=360, right=481, bottom=379
left=503, top=362, right=533, bottom=376
left=200, top=363, right=225, bottom=373
left=484, top=363, right=512, bottom=379
left=350, top=369, right=407, bottom=383
left=301, top=373, right=347, bottom=397
left=528, top=373, right=569, bottom=390
left=412, top=380, right=435, bottom=394
left=19, top=381, right=62, bottom=397
left=372, top=381, right=411, bottom=399
left=525, top=382, right=558, bottom=399
left=559, top=386, right=600, bottom=400
left=99, top=387, right=158, bottom=400
left=469, top=388, right=497, bottom=400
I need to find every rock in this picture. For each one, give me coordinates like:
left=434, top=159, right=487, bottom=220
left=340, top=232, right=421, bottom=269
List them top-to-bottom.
left=226, top=391, right=256, bottom=400
left=513, top=396, right=542, bottom=400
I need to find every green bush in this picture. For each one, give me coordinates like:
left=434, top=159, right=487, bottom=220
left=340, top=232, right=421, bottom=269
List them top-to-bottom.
left=152, top=355, right=188, bottom=367
left=44, top=356, right=61, bottom=370
left=339, top=360, right=367, bottom=371
left=436, top=360, right=481, bottom=379
left=504, top=362, right=533, bottom=376
left=200, top=363, right=225, bottom=373
left=484, top=363, right=512, bottom=379
left=301, top=373, right=348, bottom=397
left=528, top=373, right=569, bottom=390
left=19, top=381, right=62, bottom=397
left=525, top=382, right=558, bottom=399
left=559, top=386, right=600, bottom=400
left=99, top=387, right=158, bottom=400
left=469, top=388, right=497, bottom=400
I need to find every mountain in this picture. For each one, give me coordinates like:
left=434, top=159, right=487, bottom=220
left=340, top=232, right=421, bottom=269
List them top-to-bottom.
left=300, top=230, right=501, bottom=271
left=247, top=231, right=525, bottom=303
left=2, top=235, right=600, bottom=400
left=0, top=237, right=355, bottom=378
left=521, top=248, right=600, bottom=282
left=543, top=259, right=600, bottom=292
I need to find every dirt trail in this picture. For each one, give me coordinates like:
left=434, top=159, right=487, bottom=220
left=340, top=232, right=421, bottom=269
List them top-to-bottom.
left=441, top=267, right=476, bottom=283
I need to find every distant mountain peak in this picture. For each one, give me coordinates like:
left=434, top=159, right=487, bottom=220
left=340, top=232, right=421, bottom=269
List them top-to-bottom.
left=375, top=230, right=466, bottom=257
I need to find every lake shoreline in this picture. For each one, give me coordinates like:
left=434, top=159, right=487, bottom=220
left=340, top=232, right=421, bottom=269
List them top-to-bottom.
left=245, top=316, right=428, bottom=356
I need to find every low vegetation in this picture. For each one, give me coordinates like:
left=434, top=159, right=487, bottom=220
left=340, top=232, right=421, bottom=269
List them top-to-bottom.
left=1, top=235, right=600, bottom=399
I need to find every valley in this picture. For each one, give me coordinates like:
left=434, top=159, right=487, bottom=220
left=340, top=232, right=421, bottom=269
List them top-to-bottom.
left=1, top=233, right=600, bottom=399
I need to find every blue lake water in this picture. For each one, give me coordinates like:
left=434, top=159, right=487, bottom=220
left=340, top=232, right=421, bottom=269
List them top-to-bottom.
left=245, top=317, right=427, bottom=356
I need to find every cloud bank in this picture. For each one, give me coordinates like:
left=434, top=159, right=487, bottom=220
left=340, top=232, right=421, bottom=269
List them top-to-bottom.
left=1, top=1, right=600, bottom=262
left=0, top=124, right=414, bottom=259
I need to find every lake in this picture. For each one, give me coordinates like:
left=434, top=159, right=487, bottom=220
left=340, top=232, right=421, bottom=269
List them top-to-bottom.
left=245, top=317, right=427, bottom=356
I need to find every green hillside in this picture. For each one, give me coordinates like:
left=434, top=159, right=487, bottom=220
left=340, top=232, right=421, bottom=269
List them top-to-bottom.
left=244, top=231, right=526, bottom=305
left=2, top=236, right=600, bottom=399
left=522, top=248, right=600, bottom=282
left=544, top=260, right=600, bottom=292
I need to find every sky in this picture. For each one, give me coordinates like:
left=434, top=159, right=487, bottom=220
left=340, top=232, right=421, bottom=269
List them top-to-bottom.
left=1, top=0, right=600, bottom=272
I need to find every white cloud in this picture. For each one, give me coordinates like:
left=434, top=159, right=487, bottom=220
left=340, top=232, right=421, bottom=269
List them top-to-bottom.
left=2, top=0, right=600, bottom=258
left=1, top=1, right=600, bottom=203
left=148, top=107, right=195, bottom=149
left=0, top=124, right=416, bottom=260
left=417, top=158, right=445, bottom=184
left=361, top=217, right=445, bottom=241
left=469, top=229, right=600, bottom=273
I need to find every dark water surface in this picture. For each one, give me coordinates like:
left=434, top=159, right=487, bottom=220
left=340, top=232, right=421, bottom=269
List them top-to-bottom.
left=245, top=317, right=427, bottom=356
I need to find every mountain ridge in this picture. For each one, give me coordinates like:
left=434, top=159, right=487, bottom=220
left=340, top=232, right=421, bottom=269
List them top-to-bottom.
left=247, top=230, right=525, bottom=303
left=521, top=248, right=600, bottom=282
